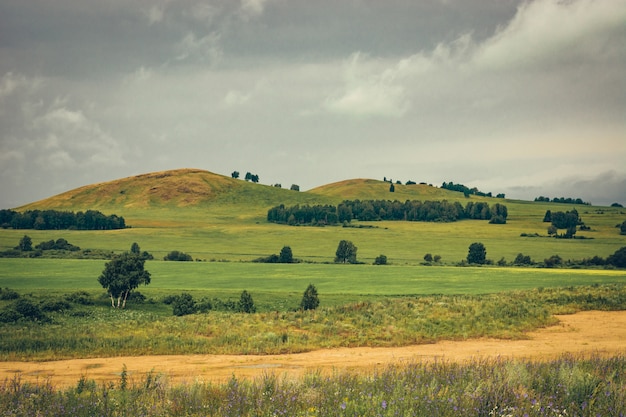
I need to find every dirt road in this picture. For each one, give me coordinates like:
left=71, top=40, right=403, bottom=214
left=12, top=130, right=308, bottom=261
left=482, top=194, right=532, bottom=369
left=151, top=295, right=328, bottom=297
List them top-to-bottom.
left=2, top=311, right=625, bottom=388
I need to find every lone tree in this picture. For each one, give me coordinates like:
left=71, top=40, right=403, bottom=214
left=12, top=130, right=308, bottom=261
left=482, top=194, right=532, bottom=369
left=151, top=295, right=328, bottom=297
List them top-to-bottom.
left=17, top=235, right=32, bottom=251
left=335, top=240, right=358, bottom=264
left=467, top=242, right=487, bottom=265
left=279, top=245, right=294, bottom=263
left=98, top=252, right=151, bottom=309
left=300, top=284, right=319, bottom=310
left=238, top=290, right=256, bottom=313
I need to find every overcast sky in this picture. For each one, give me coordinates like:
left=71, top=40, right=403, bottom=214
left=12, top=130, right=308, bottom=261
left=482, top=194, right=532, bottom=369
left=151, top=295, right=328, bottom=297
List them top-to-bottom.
left=1, top=0, right=625, bottom=208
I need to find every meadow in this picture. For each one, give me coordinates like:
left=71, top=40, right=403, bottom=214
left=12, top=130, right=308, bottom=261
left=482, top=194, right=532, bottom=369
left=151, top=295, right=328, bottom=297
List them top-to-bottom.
left=1, top=170, right=625, bottom=415
left=2, top=354, right=625, bottom=416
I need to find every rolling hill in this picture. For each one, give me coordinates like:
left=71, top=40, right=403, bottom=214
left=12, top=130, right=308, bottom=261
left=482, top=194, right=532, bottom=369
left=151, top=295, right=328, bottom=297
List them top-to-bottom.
left=17, top=168, right=476, bottom=214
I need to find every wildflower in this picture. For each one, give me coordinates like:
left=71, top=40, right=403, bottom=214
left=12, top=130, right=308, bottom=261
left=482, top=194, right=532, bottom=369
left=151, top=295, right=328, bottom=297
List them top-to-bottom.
left=381, top=400, right=387, bottom=409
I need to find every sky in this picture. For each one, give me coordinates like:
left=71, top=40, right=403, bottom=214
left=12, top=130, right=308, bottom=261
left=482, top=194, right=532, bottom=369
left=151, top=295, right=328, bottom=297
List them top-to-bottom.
left=1, top=0, right=625, bottom=208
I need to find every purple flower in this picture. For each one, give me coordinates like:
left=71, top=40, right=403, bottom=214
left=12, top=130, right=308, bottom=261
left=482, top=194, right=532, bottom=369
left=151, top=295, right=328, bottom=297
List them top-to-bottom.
left=382, top=400, right=387, bottom=409
left=340, top=402, right=346, bottom=410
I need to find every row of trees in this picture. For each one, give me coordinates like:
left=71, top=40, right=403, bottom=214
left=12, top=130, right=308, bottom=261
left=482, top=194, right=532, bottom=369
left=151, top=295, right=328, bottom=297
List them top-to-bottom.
left=231, top=171, right=260, bottom=183
left=441, top=182, right=505, bottom=198
left=535, top=196, right=590, bottom=205
left=267, top=200, right=508, bottom=225
left=0, top=209, right=126, bottom=230
left=543, top=209, right=585, bottom=238
left=466, top=243, right=626, bottom=269
left=169, top=284, right=320, bottom=316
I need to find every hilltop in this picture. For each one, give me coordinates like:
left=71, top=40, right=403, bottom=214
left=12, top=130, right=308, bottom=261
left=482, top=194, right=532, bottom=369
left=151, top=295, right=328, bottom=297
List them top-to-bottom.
left=17, top=169, right=478, bottom=214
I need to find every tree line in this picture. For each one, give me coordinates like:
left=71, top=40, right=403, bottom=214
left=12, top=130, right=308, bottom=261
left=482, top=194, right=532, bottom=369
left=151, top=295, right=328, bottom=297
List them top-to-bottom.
left=441, top=181, right=505, bottom=198
left=534, top=196, right=590, bottom=205
left=267, top=200, right=508, bottom=225
left=0, top=209, right=126, bottom=230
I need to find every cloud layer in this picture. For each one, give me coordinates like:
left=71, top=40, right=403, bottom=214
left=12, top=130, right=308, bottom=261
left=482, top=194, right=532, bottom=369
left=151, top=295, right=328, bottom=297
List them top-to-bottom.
left=1, top=0, right=625, bottom=207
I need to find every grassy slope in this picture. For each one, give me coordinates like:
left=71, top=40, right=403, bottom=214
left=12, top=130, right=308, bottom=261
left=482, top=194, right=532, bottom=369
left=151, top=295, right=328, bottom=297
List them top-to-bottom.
left=4, top=169, right=625, bottom=264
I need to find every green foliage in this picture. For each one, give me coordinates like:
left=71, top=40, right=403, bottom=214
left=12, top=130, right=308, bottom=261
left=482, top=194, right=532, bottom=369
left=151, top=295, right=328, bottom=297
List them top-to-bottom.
left=1, top=209, right=125, bottom=230
left=17, top=235, right=32, bottom=251
left=35, top=238, right=80, bottom=251
left=335, top=240, right=358, bottom=264
left=467, top=242, right=487, bottom=264
left=279, top=246, right=294, bottom=263
left=607, top=246, right=626, bottom=268
left=163, top=251, right=192, bottom=261
left=98, top=253, right=151, bottom=308
left=514, top=253, right=533, bottom=265
left=373, top=254, right=388, bottom=265
left=544, top=254, right=563, bottom=268
left=300, top=284, right=319, bottom=310
left=0, top=287, right=19, bottom=300
left=238, top=290, right=256, bottom=313
left=172, top=293, right=197, bottom=316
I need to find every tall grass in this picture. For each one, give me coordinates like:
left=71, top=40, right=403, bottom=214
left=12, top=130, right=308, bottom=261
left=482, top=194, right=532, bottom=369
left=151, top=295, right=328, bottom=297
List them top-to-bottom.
left=1, top=284, right=624, bottom=360
left=1, top=354, right=624, bottom=416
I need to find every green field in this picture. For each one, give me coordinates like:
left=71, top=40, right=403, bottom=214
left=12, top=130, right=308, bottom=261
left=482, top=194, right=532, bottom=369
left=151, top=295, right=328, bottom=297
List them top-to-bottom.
left=0, top=169, right=625, bottom=361
left=1, top=258, right=625, bottom=298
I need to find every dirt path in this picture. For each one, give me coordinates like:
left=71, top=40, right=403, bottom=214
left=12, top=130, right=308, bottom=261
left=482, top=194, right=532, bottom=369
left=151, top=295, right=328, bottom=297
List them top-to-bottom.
left=2, top=311, right=625, bottom=389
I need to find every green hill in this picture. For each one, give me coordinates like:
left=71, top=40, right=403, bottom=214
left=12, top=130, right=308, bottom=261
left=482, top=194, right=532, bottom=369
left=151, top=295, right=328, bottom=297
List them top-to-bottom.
left=6, top=168, right=625, bottom=264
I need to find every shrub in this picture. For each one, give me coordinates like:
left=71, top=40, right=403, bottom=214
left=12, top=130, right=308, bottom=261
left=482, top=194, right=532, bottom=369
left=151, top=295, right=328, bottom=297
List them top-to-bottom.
left=607, top=246, right=626, bottom=268
left=164, top=251, right=193, bottom=261
left=423, top=253, right=433, bottom=262
left=514, top=253, right=533, bottom=265
left=373, top=254, right=388, bottom=265
left=544, top=255, right=563, bottom=268
left=300, top=284, right=320, bottom=310
left=0, top=288, right=20, bottom=300
left=238, top=290, right=256, bottom=313
left=65, top=291, right=94, bottom=305
left=172, top=293, right=197, bottom=316
left=13, top=299, right=47, bottom=321
left=40, top=299, right=72, bottom=312
left=0, top=309, right=22, bottom=323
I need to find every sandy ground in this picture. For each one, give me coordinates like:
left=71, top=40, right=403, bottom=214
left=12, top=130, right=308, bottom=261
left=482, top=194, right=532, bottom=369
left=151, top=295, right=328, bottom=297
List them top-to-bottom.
left=1, top=311, right=625, bottom=389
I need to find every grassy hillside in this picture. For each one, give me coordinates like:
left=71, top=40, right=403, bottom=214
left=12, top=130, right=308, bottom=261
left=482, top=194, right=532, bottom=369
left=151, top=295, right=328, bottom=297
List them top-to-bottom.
left=4, top=168, right=626, bottom=263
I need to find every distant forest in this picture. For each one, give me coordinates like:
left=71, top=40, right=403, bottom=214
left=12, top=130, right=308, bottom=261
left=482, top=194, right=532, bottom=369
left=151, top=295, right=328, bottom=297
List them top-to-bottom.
left=268, top=200, right=508, bottom=226
left=0, top=209, right=126, bottom=230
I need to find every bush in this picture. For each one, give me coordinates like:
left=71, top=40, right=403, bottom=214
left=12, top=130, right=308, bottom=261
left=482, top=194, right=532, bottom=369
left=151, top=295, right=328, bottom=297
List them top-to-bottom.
left=164, top=251, right=193, bottom=261
left=514, top=253, right=533, bottom=265
left=373, top=254, right=388, bottom=265
left=544, top=255, right=563, bottom=268
left=300, top=284, right=320, bottom=310
left=0, top=287, right=20, bottom=300
left=238, top=290, right=256, bottom=313
left=65, top=291, right=94, bottom=305
left=172, top=293, right=197, bottom=316
left=13, top=299, right=47, bottom=321
left=40, top=299, right=72, bottom=312
left=0, top=309, right=22, bottom=323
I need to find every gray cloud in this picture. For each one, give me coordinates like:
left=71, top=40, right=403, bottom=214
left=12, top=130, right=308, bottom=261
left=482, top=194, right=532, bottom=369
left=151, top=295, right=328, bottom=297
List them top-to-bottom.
left=0, top=0, right=624, bottom=208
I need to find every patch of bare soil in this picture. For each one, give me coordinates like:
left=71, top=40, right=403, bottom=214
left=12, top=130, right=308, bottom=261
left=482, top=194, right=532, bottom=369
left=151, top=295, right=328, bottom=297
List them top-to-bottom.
left=2, top=311, right=625, bottom=389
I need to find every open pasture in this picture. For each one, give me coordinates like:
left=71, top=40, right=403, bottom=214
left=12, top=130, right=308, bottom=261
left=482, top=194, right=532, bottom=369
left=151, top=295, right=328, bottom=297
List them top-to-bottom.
left=1, top=258, right=625, bottom=299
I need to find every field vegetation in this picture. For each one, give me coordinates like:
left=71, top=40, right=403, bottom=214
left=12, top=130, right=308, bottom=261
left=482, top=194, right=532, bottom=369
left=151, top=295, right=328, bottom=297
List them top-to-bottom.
left=0, top=169, right=625, bottom=415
